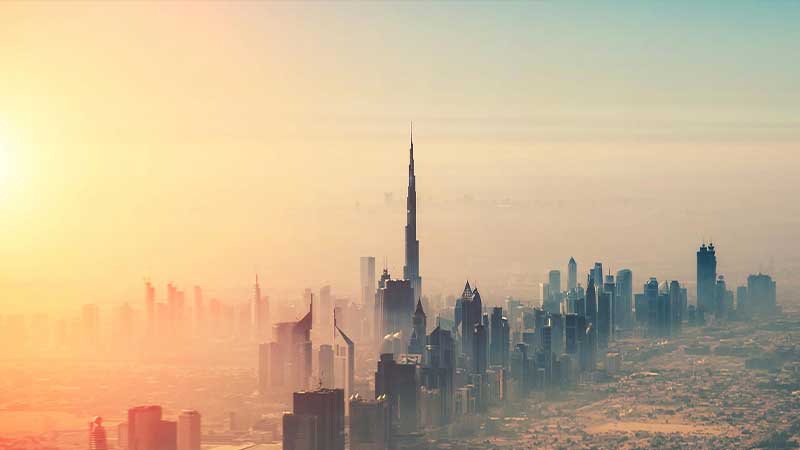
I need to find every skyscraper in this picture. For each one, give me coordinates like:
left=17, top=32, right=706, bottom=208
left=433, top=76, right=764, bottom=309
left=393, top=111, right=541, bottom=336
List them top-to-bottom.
left=403, top=126, right=422, bottom=304
left=697, top=243, right=717, bottom=313
left=360, top=257, right=376, bottom=306
left=567, top=257, right=577, bottom=292
left=591, top=262, right=603, bottom=290
left=374, top=268, right=391, bottom=346
left=615, top=269, right=633, bottom=329
left=603, top=273, right=616, bottom=340
left=747, top=273, right=777, bottom=314
left=253, top=275, right=270, bottom=342
left=643, top=277, right=659, bottom=336
left=380, top=279, right=414, bottom=349
left=669, top=280, right=683, bottom=335
left=461, top=283, right=482, bottom=360
left=597, top=291, right=611, bottom=349
left=408, top=299, right=427, bottom=355
left=489, top=307, right=506, bottom=367
left=565, top=313, right=578, bottom=355
left=334, top=321, right=355, bottom=399
left=472, top=322, right=487, bottom=375
left=426, top=325, right=456, bottom=424
left=319, top=345, right=335, bottom=388
left=375, top=353, right=420, bottom=433
left=292, top=388, right=345, bottom=450
left=349, top=394, right=390, bottom=450
left=128, top=406, right=176, bottom=450
left=177, top=410, right=201, bottom=450
left=282, top=413, right=318, bottom=450
left=89, top=417, right=108, bottom=450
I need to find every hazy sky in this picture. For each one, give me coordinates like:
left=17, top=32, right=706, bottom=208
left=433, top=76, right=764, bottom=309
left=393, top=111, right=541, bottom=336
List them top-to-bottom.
left=1, top=1, right=799, bottom=313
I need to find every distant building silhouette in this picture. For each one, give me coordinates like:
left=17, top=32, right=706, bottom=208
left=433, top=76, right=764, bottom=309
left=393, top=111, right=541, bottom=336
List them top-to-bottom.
left=697, top=243, right=717, bottom=314
left=360, top=257, right=376, bottom=306
left=567, top=257, right=577, bottom=292
left=615, top=269, right=633, bottom=329
left=747, top=273, right=777, bottom=315
left=252, top=275, right=270, bottom=342
left=127, top=405, right=176, bottom=450
left=176, top=410, right=200, bottom=450
left=88, top=416, right=108, bottom=450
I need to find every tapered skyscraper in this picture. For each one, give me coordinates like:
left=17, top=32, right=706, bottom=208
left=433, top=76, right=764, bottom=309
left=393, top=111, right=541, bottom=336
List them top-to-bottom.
left=404, top=125, right=422, bottom=303
left=567, top=257, right=577, bottom=292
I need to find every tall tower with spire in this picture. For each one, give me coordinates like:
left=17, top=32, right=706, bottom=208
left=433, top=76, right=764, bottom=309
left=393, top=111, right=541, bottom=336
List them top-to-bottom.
left=404, top=123, right=422, bottom=304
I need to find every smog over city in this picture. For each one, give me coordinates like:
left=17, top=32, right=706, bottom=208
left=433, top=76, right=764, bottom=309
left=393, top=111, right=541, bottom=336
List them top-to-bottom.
left=1, top=2, right=799, bottom=450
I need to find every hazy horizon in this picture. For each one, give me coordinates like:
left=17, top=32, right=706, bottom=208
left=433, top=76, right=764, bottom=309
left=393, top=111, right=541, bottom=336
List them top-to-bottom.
left=2, top=1, right=799, bottom=314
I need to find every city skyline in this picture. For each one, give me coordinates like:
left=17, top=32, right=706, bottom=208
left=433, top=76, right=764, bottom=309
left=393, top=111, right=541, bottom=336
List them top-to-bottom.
left=2, top=2, right=800, bottom=313
left=1, top=3, right=798, bottom=449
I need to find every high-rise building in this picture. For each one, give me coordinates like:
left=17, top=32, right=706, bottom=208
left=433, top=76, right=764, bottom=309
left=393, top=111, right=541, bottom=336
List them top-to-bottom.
left=403, top=127, right=422, bottom=304
left=697, top=243, right=717, bottom=313
left=360, top=257, right=376, bottom=306
left=567, top=257, right=577, bottom=292
left=591, top=263, right=603, bottom=291
left=374, top=268, right=391, bottom=346
left=615, top=269, right=633, bottom=329
left=548, top=270, right=561, bottom=300
left=603, top=273, right=616, bottom=339
left=747, top=273, right=777, bottom=314
left=714, top=275, right=731, bottom=318
left=252, top=276, right=270, bottom=342
left=643, top=277, right=659, bottom=335
left=585, top=278, right=597, bottom=334
left=380, top=279, right=414, bottom=350
left=669, top=281, right=683, bottom=335
left=460, top=283, right=482, bottom=360
left=319, top=285, right=332, bottom=328
left=736, top=285, right=749, bottom=316
left=193, top=286, right=203, bottom=336
left=597, top=292, right=611, bottom=349
left=656, top=292, right=671, bottom=337
left=270, top=299, right=313, bottom=392
left=410, top=299, right=427, bottom=354
left=489, top=307, right=507, bottom=367
left=565, top=313, right=578, bottom=355
left=334, top=321, right=355, bottom=399
left=472, top=322, right=487, bottom=375
left=541, top=324, right=552, bottom=386
left=425, top=325, right=455, bottom=425
left=319, top=345, right=335, bottom=388
left=375, top=353, right=420, bottom=434
left=292, top=388, right=345, bottom=450
left=349, top=394, right=390, bottom=450
left=128, top=406, right=176, bottom=450
left=176, top=410, right=200, bottom=450
left=282, top=413, right=318, bottom=450
left=89, top=416, right=108, bottom=450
